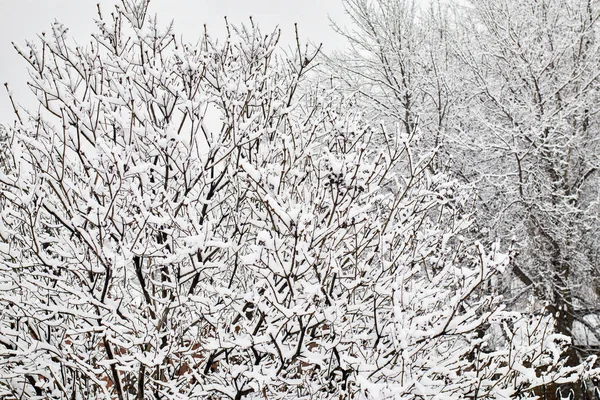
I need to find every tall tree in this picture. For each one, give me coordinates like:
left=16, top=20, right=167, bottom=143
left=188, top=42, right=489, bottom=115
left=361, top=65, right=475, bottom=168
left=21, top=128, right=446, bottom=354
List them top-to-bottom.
left=327, top=0, right=600, bottom=396
left=328, top=0, right=463, bottom=168
left=330, top=0, right=600, bottom=356
left=454, top=0, right=600, bottom=362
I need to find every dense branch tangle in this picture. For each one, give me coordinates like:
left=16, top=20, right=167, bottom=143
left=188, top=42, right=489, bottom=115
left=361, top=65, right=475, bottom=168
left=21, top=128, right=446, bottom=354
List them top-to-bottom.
left=0, top=1, right=538, bottom=399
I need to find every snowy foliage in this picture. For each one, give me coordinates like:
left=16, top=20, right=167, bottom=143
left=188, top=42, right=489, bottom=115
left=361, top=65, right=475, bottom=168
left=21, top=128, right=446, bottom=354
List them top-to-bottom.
left=0, top=0, right=587, bottom=399
left=327, top=0, right=600, bottom=395
left=453, top=0, right=600, bottom=355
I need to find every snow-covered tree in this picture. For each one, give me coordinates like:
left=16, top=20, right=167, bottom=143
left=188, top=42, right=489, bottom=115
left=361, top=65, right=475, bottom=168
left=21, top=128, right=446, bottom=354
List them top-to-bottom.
left=0, top=0, right=579, bottom=399
left=324, top=0, right=600, bottom=397
left=327, top=0, right=463, bottom=170
left=453, top=0, right=600, bottom=366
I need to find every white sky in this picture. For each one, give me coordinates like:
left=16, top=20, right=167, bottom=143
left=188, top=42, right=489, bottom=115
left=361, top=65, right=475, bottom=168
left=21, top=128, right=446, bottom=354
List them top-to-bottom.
left=0, top=0, right=350, bottom=124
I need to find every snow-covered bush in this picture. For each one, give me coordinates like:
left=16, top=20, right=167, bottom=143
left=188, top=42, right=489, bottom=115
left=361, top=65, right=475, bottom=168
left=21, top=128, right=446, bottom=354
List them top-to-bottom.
left=0, top=1, right=575, bottom=399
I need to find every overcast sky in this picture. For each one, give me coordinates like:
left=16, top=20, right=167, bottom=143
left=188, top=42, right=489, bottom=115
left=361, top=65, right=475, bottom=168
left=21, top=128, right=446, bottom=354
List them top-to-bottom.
left=0, top=0, right=350, bottom=124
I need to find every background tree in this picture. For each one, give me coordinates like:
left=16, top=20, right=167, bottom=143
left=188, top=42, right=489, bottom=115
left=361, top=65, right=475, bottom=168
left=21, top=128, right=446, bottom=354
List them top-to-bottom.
left=326, top=0, right=600, bottom=396
left=328, top=0, right=462, bottom=169
left=454, top=0, right=600, bottom=363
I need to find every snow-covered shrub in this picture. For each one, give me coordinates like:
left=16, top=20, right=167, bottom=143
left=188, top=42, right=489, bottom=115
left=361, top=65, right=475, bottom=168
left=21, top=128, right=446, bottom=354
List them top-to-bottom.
left=0, top=1, right=574, bottom=399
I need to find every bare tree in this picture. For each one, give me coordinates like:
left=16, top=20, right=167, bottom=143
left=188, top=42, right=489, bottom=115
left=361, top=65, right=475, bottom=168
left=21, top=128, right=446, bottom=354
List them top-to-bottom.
left=325, top=0, right=600, bottom=396
left=327, top=0, right=463, bottom=169
left=454, top=0, right=600, bottom=364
